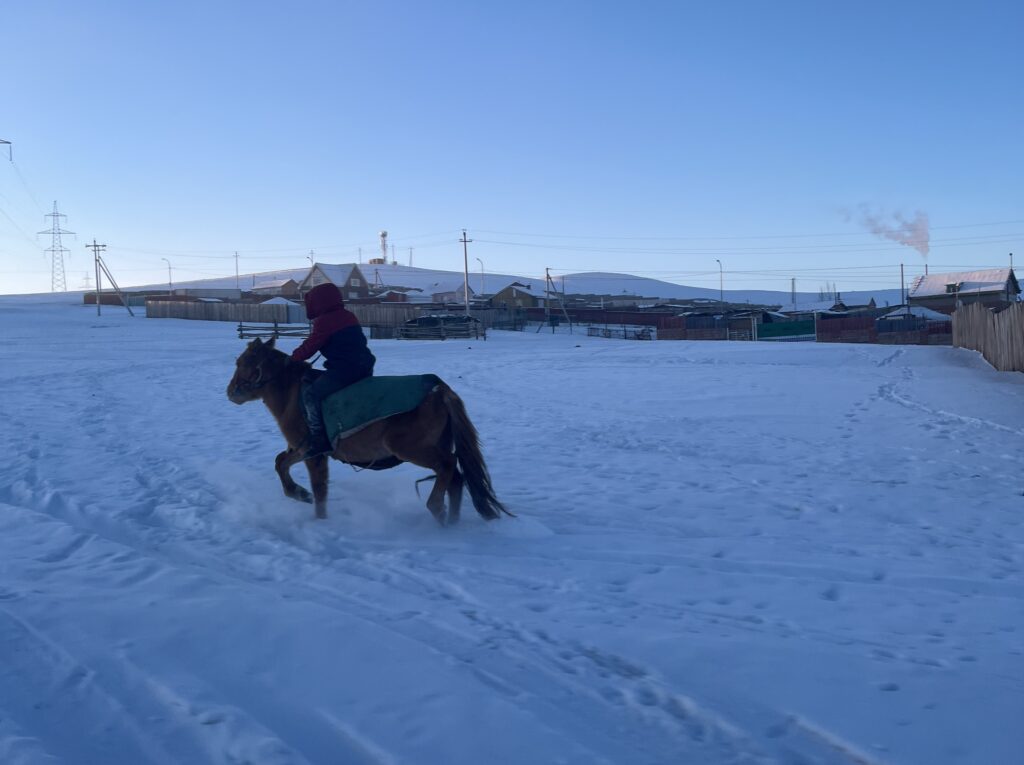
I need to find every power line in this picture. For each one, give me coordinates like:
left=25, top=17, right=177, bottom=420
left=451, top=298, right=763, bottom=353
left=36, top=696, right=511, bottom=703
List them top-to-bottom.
left=472, top=218, right=1024, bottom=241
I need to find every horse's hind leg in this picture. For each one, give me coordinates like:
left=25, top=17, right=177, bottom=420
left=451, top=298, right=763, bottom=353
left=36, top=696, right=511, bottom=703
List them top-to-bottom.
left=399, top=446, right=456, bottom=526
left=275, top=448, right=313, bottom=504
left=446, top=468, right=464, bottom=525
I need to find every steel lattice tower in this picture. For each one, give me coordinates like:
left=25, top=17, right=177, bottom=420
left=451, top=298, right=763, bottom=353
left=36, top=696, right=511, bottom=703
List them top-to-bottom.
left=39, top=201, right=74, bottom=292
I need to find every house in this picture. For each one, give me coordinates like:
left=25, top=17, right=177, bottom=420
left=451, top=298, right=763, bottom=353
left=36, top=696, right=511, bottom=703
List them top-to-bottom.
left=298, top=263, right=371, bottom=302
left=908, top=268, right=1020, bottom=315
left=250, top=278, right=299, bottom=298
left=431, top=280, right=474, bottom=304
left=491, top=281, right=542, bottom=309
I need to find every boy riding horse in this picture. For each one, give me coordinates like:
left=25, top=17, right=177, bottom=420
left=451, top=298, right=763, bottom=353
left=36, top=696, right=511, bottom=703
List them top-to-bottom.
left=292, top=282, right=376, bottom=458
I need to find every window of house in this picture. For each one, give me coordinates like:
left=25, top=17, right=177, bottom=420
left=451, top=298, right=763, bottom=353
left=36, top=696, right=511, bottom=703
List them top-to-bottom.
left=351, top=278, right=361, bottom=287
left=945, top=283, right=962, bottom=294
left=349, top=292, right=359, bottom=300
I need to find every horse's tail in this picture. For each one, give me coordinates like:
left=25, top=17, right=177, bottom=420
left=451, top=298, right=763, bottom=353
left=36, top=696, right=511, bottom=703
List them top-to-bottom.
left=440, top=383, right=514, bottom=520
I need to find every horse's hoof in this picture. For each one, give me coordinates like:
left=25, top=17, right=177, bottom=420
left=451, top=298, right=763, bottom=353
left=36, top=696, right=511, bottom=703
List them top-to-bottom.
left=315, top=509, right=328, bottom=520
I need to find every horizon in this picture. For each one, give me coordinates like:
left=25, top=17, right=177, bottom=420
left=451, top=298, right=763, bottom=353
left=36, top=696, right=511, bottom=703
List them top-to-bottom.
left=2, top=1, right=1021, bottom=295
left=4, top=260, right=912, bottom=305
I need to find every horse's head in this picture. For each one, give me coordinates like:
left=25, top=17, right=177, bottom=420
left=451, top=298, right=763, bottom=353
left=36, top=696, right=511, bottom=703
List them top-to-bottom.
left=227, top=336, right=283, bottom=404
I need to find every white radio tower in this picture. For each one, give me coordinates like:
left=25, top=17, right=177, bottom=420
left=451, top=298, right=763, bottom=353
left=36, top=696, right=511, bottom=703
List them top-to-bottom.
left=38, top=201, right=74, bottom=292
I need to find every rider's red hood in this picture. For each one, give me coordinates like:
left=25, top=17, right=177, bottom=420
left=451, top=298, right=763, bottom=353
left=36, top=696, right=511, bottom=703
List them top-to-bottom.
left=303, top=282, right=345, bottom=320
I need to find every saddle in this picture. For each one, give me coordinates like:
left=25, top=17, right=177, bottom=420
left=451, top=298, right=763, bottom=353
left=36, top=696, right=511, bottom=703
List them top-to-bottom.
left=319, top=374, right=442, bottom=444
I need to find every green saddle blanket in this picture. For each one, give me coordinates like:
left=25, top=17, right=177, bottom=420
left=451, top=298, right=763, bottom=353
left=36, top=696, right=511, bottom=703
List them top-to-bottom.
left=323, top=374, right=442, bottom=443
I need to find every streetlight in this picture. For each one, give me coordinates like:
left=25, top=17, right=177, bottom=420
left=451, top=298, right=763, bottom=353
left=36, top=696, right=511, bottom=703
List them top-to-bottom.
left=161, top=257, right=173, bottom=295
left=475, top=257, right=485, bottom=295
left=714, top=259, right=723, bottom=304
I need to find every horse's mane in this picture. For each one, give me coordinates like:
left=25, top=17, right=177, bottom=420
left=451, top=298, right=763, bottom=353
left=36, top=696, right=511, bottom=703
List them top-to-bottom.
left=258, top=342, right=320, bottom=382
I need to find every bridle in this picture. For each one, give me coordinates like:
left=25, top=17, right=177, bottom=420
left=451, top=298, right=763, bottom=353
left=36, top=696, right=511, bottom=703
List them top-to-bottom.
left=232, top=356, right=276, bottom=397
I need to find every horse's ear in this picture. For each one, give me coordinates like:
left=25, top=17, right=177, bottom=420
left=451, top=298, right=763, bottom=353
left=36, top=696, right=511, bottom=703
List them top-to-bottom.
left=266, top=336, right=277, bottom=350
left=249, top=337, right=263, bottom=349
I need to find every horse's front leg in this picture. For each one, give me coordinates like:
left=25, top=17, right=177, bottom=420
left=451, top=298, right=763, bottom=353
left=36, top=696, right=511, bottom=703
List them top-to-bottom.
left=275, top=447, right=313, bottom=504
left=304, top=454, right=330, bottom=520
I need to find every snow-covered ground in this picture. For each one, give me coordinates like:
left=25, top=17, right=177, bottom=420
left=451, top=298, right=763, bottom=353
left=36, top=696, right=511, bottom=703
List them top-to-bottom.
left=0, top=294, right=1021, bottom=765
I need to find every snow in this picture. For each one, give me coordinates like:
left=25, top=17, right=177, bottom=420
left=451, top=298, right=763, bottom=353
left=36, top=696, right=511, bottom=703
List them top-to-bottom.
left=1, top=293, right=1022, bottom=765
left=259, top=297, right=300, bottom=306
left=881, top=306, right=951, bottom=322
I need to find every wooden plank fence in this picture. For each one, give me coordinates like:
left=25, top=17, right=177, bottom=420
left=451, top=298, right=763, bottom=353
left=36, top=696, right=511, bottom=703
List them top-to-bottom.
left=145, top=299, right=306, bottom=323
left=953, top=302, right=1024, bottom=372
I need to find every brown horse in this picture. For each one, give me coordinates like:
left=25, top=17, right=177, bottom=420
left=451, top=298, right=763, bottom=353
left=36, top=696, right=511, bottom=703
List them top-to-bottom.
left=226, top=336, right=510, bottom=524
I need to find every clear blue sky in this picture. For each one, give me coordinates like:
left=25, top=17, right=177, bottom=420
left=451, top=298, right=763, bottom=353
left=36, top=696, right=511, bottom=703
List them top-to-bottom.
left=2, top=0, right=1021, bottom=295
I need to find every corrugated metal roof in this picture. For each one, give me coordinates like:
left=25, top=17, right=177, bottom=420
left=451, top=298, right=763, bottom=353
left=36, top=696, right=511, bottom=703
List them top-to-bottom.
left=908, top=268, right=1016, bottom=298
left=880, top=305, right=949, bottom=321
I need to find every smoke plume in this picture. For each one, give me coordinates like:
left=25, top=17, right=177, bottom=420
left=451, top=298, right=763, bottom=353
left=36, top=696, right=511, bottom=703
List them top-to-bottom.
left=849, top=205, right=930, bottom=260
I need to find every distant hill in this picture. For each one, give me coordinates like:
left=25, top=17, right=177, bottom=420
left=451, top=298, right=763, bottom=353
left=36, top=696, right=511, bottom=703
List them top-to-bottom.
left=136, top=263, right=905, bottom=308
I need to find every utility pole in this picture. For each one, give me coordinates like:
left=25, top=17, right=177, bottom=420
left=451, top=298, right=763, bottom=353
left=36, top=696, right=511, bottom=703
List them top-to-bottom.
left=0, top=139, right=10, bottom=161
left=38, top=201, right=74, bottom=292
left=459, top=229, right=472, bottom=314
left=86, top=240, right=107, bottom=316
left=391, top=244, right=396, bottom=264
left=409, top=247, right=413, bottom=267
left=308, top=249, right=315, bottom=266
left=234, top=251, right=239, bottom=289
left=161, top=257, right=173, bottom=295
left=475, top=257, right=485, bottom=294
left=715, top=259, right=724, bottom=305
left=900, top=263, right=906, bottom=313
left=542, top=267, right=552, bottom=331
left=790, top=277, right=795, bottom=306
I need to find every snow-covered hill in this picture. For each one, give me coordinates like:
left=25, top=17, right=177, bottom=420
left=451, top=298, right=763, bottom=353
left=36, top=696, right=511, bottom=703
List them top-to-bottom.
left=133, top=263, right=905, bottom=308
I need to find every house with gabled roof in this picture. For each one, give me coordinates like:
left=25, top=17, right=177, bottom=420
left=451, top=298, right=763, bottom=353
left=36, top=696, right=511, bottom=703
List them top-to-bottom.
left=298, top=263, right=371, bottom=302
left=908, top=268, right=1019, bottom=314
left=430, top=280, right=474, bottom=304
left=491, top=281, right=543, bottom=308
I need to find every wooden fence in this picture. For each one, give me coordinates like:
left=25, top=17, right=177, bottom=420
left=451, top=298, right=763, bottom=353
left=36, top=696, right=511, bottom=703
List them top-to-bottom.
left=145, top=299, right=306, bottom=323
left=953, top=302, right=1024, bottom=372
left=237, top=322, right=310, bottom=339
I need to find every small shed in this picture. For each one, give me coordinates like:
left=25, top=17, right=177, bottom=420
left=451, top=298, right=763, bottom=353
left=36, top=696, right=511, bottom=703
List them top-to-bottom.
left=251, top=278, right=300, bottom=298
